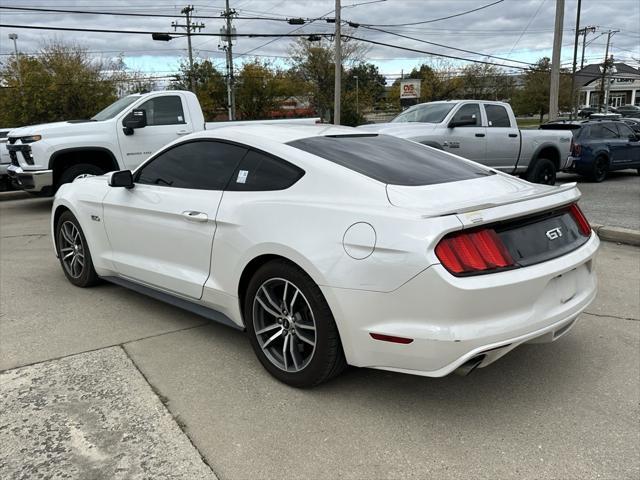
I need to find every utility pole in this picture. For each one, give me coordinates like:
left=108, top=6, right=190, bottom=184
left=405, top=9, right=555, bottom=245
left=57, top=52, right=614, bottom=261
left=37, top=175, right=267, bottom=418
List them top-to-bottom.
left=220, top=0, right=236, bottom=120
left=334, top=0, right=341, bottom=125
left=549, top=0, right=565, bottom=121
left=569, top=0, right=581, bottom=119
left=171, top=5, right=205, bottom=92
left=579, top=25, right=597, bottom=70
left=598, top=30, right=618, bottom=113
left=354, top=75, right=359, bottom=115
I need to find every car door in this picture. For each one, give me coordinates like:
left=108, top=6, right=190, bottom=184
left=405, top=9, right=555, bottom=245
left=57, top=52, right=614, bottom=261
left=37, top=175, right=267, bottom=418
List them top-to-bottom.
left=116, top=94, right=194, bottom=170
left=441, top=103, right=486, bottom=162
left=482, top=104, right=520, bottom=169
left=600, top=122, right=628, bottom=165
left=614, top=123, right=640, bottom=164
left=102, top=140, right=248, bottom=299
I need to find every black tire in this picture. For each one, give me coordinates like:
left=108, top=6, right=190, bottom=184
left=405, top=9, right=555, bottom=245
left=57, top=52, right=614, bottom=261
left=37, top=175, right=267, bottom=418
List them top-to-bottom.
left=589, top=156, right=608, bottom=182
left=526, top=157, right=556, bottom=185
left=57, top=164, right=105, bottom=190
left=55, top=210, right=100, bottom=287
left=244, top=259, right=346, bottom=388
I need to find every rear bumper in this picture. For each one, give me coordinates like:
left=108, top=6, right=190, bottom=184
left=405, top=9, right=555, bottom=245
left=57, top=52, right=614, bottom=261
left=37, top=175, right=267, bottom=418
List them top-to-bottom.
left=7, top=165, right=53, bottom=192
left=322, top=232, right=600, bottom=377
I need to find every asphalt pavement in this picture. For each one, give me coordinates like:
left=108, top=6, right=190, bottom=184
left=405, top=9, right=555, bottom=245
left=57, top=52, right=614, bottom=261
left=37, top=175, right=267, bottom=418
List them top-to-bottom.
left=0, top=192, right=639, bottom=480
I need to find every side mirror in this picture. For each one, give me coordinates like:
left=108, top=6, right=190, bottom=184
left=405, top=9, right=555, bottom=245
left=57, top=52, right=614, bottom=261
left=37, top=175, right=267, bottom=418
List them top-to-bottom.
left=122, top=109, right=147, bottom=135
left=448, top=115, right=477, bottom=128
left=108, top=170, right=134, bottom=188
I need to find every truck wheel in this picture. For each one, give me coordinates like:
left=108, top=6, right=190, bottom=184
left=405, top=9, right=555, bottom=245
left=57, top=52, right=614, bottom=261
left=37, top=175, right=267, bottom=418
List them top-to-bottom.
left=589, top=156, right=608, bottom=183
left=526, top=158, right=556, bottom=185
left=58, top=164, right=105, bottom=190
left=55, top=210, right=100, bottom=287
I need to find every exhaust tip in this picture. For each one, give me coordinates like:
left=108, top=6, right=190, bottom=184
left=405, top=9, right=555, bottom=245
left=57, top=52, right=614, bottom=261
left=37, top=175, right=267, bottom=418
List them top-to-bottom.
left=454, top=355, right=485, bottom=377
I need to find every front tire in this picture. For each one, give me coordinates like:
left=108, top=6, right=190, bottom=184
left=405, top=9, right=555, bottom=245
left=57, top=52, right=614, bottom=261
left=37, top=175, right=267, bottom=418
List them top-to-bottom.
left=526, top=158, right=556, bottom=185
left=57, top=164, right=105, bottom=190
left=55, top=211, right=100, bottom=287
left=244, top=260, right=346, bottom=388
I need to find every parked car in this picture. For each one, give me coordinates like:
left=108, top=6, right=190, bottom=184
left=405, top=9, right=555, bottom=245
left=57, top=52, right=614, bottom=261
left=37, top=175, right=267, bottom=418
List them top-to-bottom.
left=7, top=90, right=319, bottom=196
left=357, top=100, right=572, bottom=185
left=615, top=105, right=640, bottom=117
left=578, top=106, right=620, bottom=118
left=541, top=119, right=640, bottom=181
left=52, top=124, right=599, bottom=387
left=0, top=127, right=15, bottom=191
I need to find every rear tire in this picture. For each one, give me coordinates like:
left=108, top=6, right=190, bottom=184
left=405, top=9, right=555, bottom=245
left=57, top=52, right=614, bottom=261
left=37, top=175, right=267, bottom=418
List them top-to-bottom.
left=589, top=156, right=608, bottom=182
left=526, top=158, right=556, bottom=185
left=57, top=164, right=105, bottom=190
left=55, top=211, right=100, bottom=287
left=244, top=259, right=346, bottom=388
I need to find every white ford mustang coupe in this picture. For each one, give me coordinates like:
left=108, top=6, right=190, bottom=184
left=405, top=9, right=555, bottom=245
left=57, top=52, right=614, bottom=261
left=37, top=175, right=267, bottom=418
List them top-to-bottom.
left=52, top=124, right=599, bottom=387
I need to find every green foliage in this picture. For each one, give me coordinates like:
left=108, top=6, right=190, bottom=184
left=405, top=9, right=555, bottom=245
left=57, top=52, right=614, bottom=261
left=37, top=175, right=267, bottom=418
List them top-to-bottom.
left=0, top=42, right=128, bottom=127
left=511, top=57, right=572, bottom=121
left=170, top=59, right=226, bottom=120
left=236, top=60, right=286, bottom=120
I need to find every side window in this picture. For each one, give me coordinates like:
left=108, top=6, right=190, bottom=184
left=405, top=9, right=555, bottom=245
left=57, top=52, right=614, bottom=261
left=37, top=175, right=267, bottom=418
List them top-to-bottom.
left=138, top=96, right=185, bottom=126
left=451, top=103, right=481, bottom=127
left=485, top=105, right=511, bottom=128
left=616, top=123, right=635, bottom=137
left=599, top=124, right=619, bottom=139
left=136, top=141, right=247, bottom=190
left=228, top=150, right=304, bottom=191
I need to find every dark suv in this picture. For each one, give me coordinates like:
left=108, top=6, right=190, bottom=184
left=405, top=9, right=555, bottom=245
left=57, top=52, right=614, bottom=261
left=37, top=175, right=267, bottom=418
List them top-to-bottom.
left=541, top=119, right=640, bottom=182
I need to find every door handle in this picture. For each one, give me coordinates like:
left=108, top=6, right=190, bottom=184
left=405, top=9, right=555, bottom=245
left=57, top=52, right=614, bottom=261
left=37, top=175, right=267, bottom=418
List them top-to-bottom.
left=176, top=129, right=190, bottom=135
left=475, top=133, right=485, bottom=137
left=509, top=133, right=518, bottom=138
left=181, top=211, right=208, bottom=222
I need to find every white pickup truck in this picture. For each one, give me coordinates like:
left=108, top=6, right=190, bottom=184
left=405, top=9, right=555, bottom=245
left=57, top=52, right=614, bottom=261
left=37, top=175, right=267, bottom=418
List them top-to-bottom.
left=6, top=90, right=319, bottom=195
left=358, top=100, right=572, bottom=184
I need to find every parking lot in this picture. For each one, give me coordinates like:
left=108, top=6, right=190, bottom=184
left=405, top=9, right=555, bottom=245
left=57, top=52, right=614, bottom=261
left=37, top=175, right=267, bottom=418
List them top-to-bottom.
left=0, top=179, right=638, bottom=480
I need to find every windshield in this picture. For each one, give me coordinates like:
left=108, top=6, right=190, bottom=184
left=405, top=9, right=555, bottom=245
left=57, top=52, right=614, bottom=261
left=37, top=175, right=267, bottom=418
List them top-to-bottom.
left=92, top=95, right=140, bottom=121
left=391, top=103, right=456, bottom=124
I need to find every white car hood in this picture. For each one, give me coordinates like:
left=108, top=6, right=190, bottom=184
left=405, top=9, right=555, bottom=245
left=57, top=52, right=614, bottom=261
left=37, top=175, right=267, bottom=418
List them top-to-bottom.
left=9, top=120, right=105, bottom=139
left=357, top=122, right=437, bottom=138
left=386, top=173, right=562, bottom=216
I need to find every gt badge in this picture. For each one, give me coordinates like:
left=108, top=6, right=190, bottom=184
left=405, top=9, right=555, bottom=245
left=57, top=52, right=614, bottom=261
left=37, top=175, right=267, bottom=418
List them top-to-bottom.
left=546, top=227, right=562, bottom=240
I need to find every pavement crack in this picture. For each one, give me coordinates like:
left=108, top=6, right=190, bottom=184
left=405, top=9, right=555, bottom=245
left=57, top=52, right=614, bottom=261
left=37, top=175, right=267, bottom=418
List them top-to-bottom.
left=1, top=233, right=47, bottom=239
left=584, top=311, right=639, bottom=322
left=120, top=344, right=220, bottom=480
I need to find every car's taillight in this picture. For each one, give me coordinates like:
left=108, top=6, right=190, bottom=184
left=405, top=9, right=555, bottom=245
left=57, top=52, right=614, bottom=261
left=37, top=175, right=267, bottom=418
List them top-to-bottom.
left=570, top=138, right=581, bottom=156
left=569, top=203, right=591, bottom=236
left=435, top=228, right=515, bottom=275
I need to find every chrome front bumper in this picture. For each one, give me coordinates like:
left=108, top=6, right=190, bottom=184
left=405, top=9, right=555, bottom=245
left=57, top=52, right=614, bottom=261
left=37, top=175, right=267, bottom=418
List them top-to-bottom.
left=7, top=165, right=53, bottom=192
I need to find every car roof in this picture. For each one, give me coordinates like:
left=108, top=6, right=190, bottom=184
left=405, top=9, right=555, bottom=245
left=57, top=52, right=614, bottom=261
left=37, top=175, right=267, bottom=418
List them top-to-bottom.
left=189, top=123, right=363, bottom=144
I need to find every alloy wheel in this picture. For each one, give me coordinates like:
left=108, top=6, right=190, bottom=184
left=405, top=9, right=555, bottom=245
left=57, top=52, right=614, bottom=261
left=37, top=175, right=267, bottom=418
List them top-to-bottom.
left=59, top=220, right=85, bottom=278
left=252, top=278, right=317, bottom=372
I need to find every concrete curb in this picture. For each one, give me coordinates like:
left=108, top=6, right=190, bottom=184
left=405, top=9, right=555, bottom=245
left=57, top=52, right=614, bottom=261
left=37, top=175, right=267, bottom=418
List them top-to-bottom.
left=592, top=223, right=640, bottom=247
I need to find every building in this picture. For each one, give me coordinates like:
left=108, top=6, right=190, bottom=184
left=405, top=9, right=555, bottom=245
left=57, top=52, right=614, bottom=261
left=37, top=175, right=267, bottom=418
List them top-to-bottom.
left=576, top=62, right=640, bottom=108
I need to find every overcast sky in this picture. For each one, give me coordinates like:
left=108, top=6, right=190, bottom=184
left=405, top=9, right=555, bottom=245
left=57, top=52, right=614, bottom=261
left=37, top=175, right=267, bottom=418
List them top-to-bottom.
left=1, top=0, right=638, bottom=83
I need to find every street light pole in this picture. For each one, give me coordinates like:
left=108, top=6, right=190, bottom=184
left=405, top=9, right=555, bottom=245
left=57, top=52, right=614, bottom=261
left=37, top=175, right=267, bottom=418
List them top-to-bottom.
left=334, top=0, right=341, bottom=125
left=8, top=33, right=22, bottom=87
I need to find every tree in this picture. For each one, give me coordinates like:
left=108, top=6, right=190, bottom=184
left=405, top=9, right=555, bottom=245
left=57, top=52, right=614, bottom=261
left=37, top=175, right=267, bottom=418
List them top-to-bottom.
left=288, top=36, right=368, bottom=122
left=0, top=42, right=127, bottom=126
left=511, top=57, right=572, bottom=122
left=170, top=59, right=226, bottom=120
left=235, top=60, right=286, bottom=119
left=387, top=61, right=463, bottom=110
left=342, top=63, right=387, bottom=126
left=458, top=63, right=515, bottom=100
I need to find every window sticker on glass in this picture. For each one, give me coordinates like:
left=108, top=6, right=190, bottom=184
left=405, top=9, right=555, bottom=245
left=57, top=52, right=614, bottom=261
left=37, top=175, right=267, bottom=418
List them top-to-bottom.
left=178, top=115, right=184, bottom=122
left=237, top=170, right=249, bottom=183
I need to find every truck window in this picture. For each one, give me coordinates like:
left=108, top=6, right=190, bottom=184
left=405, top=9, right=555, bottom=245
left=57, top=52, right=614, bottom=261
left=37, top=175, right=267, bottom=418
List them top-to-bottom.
left=138, top=96, right=186, bottom=126
left=391, top=103, right=456, bottom=123
left=451, top=104, right=480, bottom=127
left=485, top=105, right=511, bottom=128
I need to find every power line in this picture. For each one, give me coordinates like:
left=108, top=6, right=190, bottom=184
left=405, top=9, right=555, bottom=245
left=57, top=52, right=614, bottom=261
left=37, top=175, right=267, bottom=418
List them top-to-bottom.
left=354, top=0, right=504, bottom=27
left=506, top=0, right=547, bottom=57
left=0, top=5, right=292, bottom=22
left=359, top=25, right=534, bottom=66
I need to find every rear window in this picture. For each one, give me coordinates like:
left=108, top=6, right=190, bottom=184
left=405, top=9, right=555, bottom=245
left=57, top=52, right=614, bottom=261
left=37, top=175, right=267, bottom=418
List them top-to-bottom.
left=287, top=134, right=492, bottom=186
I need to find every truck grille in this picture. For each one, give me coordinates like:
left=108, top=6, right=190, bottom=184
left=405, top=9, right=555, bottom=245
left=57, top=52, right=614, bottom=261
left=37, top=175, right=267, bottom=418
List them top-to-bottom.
left=7, top=144, right=34, bottom=166
left=9, top=150, right=19, bottom=166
